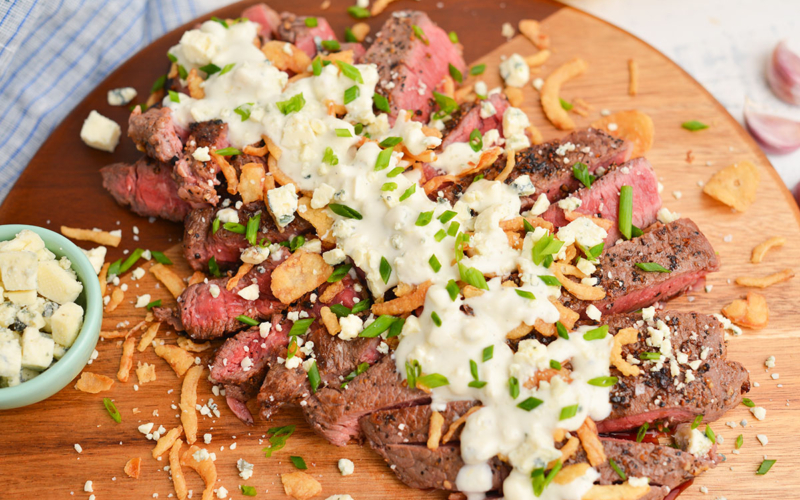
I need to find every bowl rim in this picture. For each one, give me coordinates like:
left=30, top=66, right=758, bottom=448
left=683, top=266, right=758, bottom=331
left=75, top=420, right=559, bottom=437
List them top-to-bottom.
left=0, top=224, right=102, bottom=401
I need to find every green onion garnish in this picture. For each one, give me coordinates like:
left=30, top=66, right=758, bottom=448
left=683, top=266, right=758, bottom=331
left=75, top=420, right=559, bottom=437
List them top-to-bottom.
left=347, top=6, right=370, bottom=18
left=304, top=17, right=318, bottom=27
left=411, top=24, right=429, bottom=45
left=449, top=31, right=459, bottom=43
left=321, top=39, right=341, bottom=52
left=335, top=60, right=363, bottom=84
left=199, top=63, right=221, bottom=76
left=219, top=63, right=235, bottom=76
left=449, top=63, right=463, bottom=83
left=470, top=64, right=486, bottom=75
left=152, top=75, right=166, bottom=93
left=344, top=85, right=360, bottom=104
left=168, top=90, right=180, bottom=103
left=276, top=93, right=306, bottom=115
left=374, top=93, right=390, bottom=113
left=559, top=98, right=573, bottom=111
left=681, top=120, right=708, bottom=131
left=335, top=128, right=353, bottom=137
left=469, top=128, right=482, bottom=152
left=375, top=146, right=393, bottom=171
left=214, top=147, right=241, bottom=157
left=572, top=162, right=595, bottom=188
left=381, top=182, right=397, bottom=191
left=399, top=184, right=416, bottom=201
left=618, top=185, right=633, bottom=239
left=329, top=203, right=362, bottom=219
left=415, top=211, right=433, bottom=226
left=224, top=222, right=245, bottom=234
left=118, top=248, right=145, bottom=275
left=151, top=251, right=172, bottom=265
left=429, top=254, right=441, bottom=272
left=208, top=256, right=221, bottom=277
left=379, top=256, right=392, bottom=284
left=327, top=263, right=352, bottom=282
left=458, top=263, right=489, bottom=291
left=539, top=275, right=560, bottom=287
left=446, top=279, right=460, bottom=301
left=515, top=289, right=535, bottom=299
left=145, top=299, right=162, bottom=311
left=431, top=311, right=442, bottom=327
left=359, top=315, right=397, bottom=338
left=289, top=318, right=314, bottom=337
left=556, top=321, right=569, bottom=339
left=583, top=325, right=608, bottom=340
left=483, top=345, right=493, bottom=362
left=639, top=352, right=662, bottom=360
left=550, top=359, right=562, bottom=370
left=307, top=361, right=320, bottom=394
left=417, top=373, right=449, bottom=388
left=509, top=376, right=520, bottom=399
left=588, top=376, right=618, bottom=387
left=517, top=397, right=543, bottom=411
left=103, top=398, right=121, bottom=423
left=742, top=398, right=755, bottom=408
left=559, top=404, right=579, bottom=420
left=691, top=414, right=703, bottom=429
left=636, top=422, right=649, bottom=442
left=263, top=425, right=296, bottom=457
left=735, top=434, right=743, bottom=449
left=609, top=459, right=626, bottom=480
left=756, top=459, right=776, bottom=475
left=240, top=485, right=257, bottom=496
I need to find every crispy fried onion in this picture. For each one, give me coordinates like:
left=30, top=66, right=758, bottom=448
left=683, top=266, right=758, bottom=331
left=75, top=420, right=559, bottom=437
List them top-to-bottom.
left=518, top=19, right=549, bottom=49
left=261, top=41, right=311, bottom=74
left=525, top=49, right=551, bottom=67
left=541, top=58, right=588, bottom=130
left=187, top=68, right=204, bottom=99
left=243, top=136, right=270, bottom=156
left=422, top=147, right=503, bottom=195
left=494, top=148, right=517, bottom=183
left=210, top=152, right=238, bottom=195
left=267, top=155, right=297, bottom=189
left=239, top=162, right=266, bottom=204
left=297, top=196, right=334, bottom=244
left=501, top=216, right=554, bottom=233
left=751, top=236, right=785, bottom=263
left=271, top=250, right=333, bottom=304
left=552, top=261, right=606, bottom=300
left=226, top=262, right=254, bottom=291
left=150, top=263, right=186, bottom=298
left=735, top=268, right=794, bottom=288
left=319, top=280, right=344, bottom=303
left=372, top=281, right=432, bottom=316
left=722, top=292, right=769, bottom=329
left=534, top=298, right=580, bottom=336
left=320, top=306, right=341, bottom=335
left=137, top=322, right=160, bottom=352
left=506, top=322, right=534, bottom=340
left=611, top=327, right=641, bottom=377
left=117, top=334, right=136, bottom=382
left=154, top=344, right=196, bottom=377
left=180, top=365, right=203, bottom=445
left=524, top=366, right=572, bottom=389
left=74, top=372, right=114, bottom=393
left=441, top=406, right=482, bottom=444
left=427, top=411, right=444, bottom=450
left=576, top=417, right=606, bottom=466
left=152, top=426, right=183, bottom=458
left=549, top=438, right=580, bottom=471
left=169, top=439, right=188, bottom=500
left=180, top=444, right=218, bottom=500
left=553, top=462, right=589, bottom=485
left=281, top=471, right=322, bottom=500
left=584, top=483, right=651, bottom=500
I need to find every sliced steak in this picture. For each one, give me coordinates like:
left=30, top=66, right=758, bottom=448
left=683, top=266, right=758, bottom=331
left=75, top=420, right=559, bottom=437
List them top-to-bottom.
left=241, top=3, right=280, bottom=40
left=363, top=11, right=466, bottom=123
left=276, top=12, right=336, bottom=58
left=341, top=42, right=366, bottom=63
left=440, top=93, right=510, bottom=150
left=128, top=106, right=185, bottom=163
left=173, top=120, right=230, bottom=205
left=437, top=128, right=632, bottom=208
left=100, top=157, right=193, bottom=222
left=542, top=157, right=662, bottom=243
left=183, top=201, right=311, bottom=271
left=563, top=219, right=720, bottom=317
left=159, top=248, right=290, bottom=339
left=597, top=311, right=750, bottom=433
left=209, top=315, right=289, bottom=424
left=258, top=316, right=381, bottom=420
left=300, top=355, right=429, bottom=446
left=361, top=401, right=479, bottom=445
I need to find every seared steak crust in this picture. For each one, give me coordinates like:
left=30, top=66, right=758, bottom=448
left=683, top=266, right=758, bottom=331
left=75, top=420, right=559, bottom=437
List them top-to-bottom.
left=276, top=12, right=337, bottom=58
left=128, top=106, right=184, bottom=163
left=173, top=120, right=230, bottom=205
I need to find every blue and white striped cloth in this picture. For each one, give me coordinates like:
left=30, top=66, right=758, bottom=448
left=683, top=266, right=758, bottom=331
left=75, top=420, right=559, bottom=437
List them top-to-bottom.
left=0, top=0, right=237, bottom=203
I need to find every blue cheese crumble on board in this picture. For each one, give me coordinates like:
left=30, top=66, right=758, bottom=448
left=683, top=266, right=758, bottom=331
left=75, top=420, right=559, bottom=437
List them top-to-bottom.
left=80, top=110, right=121, bottom=153
left=0, top=230, right=85, bottom=387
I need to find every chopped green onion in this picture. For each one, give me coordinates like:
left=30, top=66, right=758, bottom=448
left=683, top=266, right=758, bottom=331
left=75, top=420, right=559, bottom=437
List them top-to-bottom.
left=347, top=5, right=370, bottom=18
left=210, top=16, right=228, bottom=28
left=304, top=16, right=318, bottom=27
left=411, top=24, right=429, bottom=45
left=344, top=26, right=358, bottom=43
left=448, top=31, right=459, bottom=43
left=321, top=39, right=341, bottom=52
left=167, top=52, right=178, bottom=63
left=312, top=56, right=323, bottom=76
left=335, top=60, right=364, bottom=83
left=199, top=63, right=221, bottom=76
left=219, top=63, right=235, bottom=76
left=449, top=63, right=463, bottom=83
left=177, top=64, right=188, bottom=80
left=470, top=64, right=486, bottom=75
left=151, top=75, right=167, bottom=93
left=344, top=85, right=360, bottom=104
left=168, top=90, right=180, bottom=103
left=433, top=91, right=458, bottom=115
left=276, top=93, right=306, bottom=115
left=373, top=93, right=390, bottom=113
left=560, top=98, right=573, bottom=110
left=234, top=103, right=253, bottom=121
left=681, top=120, right=708, bottom=131
left=335, top=128, right=353, bottom=137
left=469, top=128, right=482, bottom=152
left=379, top=136, right=402, bottom=148
left=322, top=146, right=339, bottom=166
left=375, top=146, right=393, bottom=171
left=214, top=147, right=242, bottom=156
left=572, top=162, right=596, bottom=188
left=473, top=174, right=484, bottom=183
left=381, top=182, right=397, bottom=191
left=399, top=184, right=416, bottom=201
left=618, top=185, right=633, bottom=240
left=329, top=203, right=363, bottom=219
left=438, top=210, right=457, bottom=223
left=415, top=211, right=433, bottom=226
left=246, top=214, right=261, bottom=245
left=212, top=218, right=221, bottom=234
left=523, top=219, right=536, bottom=233
left=447, top=221, right=460, bottom=237
left=223, top=222, right=246, bottom=234
left=631, top=225, right=643, bottom=238
left=434, top=229, right=447, bottom=242
left=531, top=233, right=564, bottom=266
left=289, top=235, right=305, bottom=252
left=581, top=242, right=604, bottom=261
left=118, top=248, right=145, bottom=275
left=151, top=251, right=172, bottom=265
left=429, top=254, right=441, bottom=272
left=208, top=256, right=221, bottom=277
left=379, top=256, right=392, bottom=284
left=635, top=262, right=671, bottom=273
left=327, top=263, right=352, bottom=282
left=458, top=263, right=489, bottom=290
left=539, top=275, right=560, bottom=287
left=446, top=279, right=460, bottom=301
left=515, top=289, right=535, bottom=299
left=145, top=299, right=162, bottom=311
left=351, top=299, right=371, bottom=314
left=329, top=304, right=351, bottom=317
left=431, top=311, right=442, bottom=327
left=237, top=315, right=258, bottom=327
left=359, top=315, right=397, bottom=338
left=387, top=317, right=405, bottom=338
left=289, top=318, right=314, bottom=337
left=556, top=321, right=569, bottom=339
left=583, top=325, right=608, bottom=340
left=482, top=345, right=494, bottom=362
left=639, top=352, right=662, bottom=360
left=470, top=359, right=479, bottom=380
left=550, top=359, right=562, bottom=370
left=406, top=360, right=420, bottom=388
left=306, top=362, right=320, bottom=394
left=417, top=373, right=449, bottom=388
left=509, top=376, right=520, bottom=399
left=587, top=376, right=619, bottom=387
left=468, top=380, right=487, bottom=389
left=517, top=397, right=543, bottom=411
left=742, top=397, right=755, bottom=408
left=103, top=398, right=121, bottom=423
left=559, top=404, right=579, bottom=420
left=691, top=414, right=704, bottom=429
left=636, top=422, right=649, bottom=442
left=263, top=425, right=296, bottom=457
left=705, top=425, right=716, bottom=444
left=735, top=434, right=743, bottom=449
left=609, top=459, right=627, bottom=480
left=756, top=459, right=776, bottom=475
left=531, top=460, right=562, bottom=497
left=240, top=485, right=257, bottom=496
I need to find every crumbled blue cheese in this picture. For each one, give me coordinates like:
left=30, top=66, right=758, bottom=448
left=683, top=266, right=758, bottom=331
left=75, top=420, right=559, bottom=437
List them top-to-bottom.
left=501, top=22, right=515, bottom=39
left=500, top=54, right=530, bottom=88
left=474, top=81, right=488, bottom=97
left=107, top=87, right=138, bottom=106
left=479, top=100, right=497, bottom=119
left=502, top=107, right=531, bottom=151
left=80, top=111, right=121, bottom=152
left=192, top=146, right=211, bottom=162
left=510, top=175, right=536, bottom=196
left=311, top=183, right=336, bottom=209
left=267, top=184, right=298, bottom=227
left=527, top=193, right=550, bottom=216
left=556, top=196, right=582, bottom=211
left=657, top=207, right=680, bottom=224
left=217, top=208, right=239, bottom=223
left=302, top=239, right=322, bottom=253
left=241, top=245, right=270, bottom=265
left=81, top=246, right=107, bottom=275
left=323, top=248, right=346, bottom=266
left=209, top=284, right=221, bottom=298
left=237, top=284, right=260, bottom=301
left=135, top=294, right=151, bottom=308
left=51, top=302, right=84, bottom=348
left=586, top=304, right=602, bottom=321
left=338, top=315, right=363, bottom=341
left=20, top=327, right=54, bottom=371
left=0, top=330, right=22, bottom=378
left=765, top=355, right=775, bottom=368
left=750, top=406, right=766, bottom=420
left=676, top=426, right=713, bottom=456
left=756, top=434, right=768, bottom=446
left=193, top=448, right=211, bottom=462
left=237, top=458, right=254, bottom=479
left=338, top=458, right=354, bottom=476
left=628, top=477, right=649, bottom=488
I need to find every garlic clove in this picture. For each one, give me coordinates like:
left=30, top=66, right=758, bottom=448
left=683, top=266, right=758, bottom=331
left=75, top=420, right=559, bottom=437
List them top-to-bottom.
left=767, top=40, right=800, bottom=105
left=744, top=103, right=800, bottom=155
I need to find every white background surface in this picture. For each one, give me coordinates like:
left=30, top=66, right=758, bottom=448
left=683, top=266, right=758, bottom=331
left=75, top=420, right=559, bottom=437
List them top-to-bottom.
left=562, top=0, right=800, bottom=193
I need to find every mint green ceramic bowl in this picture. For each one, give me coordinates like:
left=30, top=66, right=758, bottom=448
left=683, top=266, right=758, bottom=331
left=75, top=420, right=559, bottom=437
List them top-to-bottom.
left=0, top=225, right=102, bottom=410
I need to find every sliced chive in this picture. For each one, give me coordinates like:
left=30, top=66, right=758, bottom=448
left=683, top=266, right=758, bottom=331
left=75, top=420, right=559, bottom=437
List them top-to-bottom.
left=347, top=5, right=370, bottom=18
left=210, top=16, right=228, bottom=28
left=304, top=16, right=318, bottom=27
left=411, top=24, right=429, bottom=45
left=344, top=26, right=358, bottom=43
left=448, top=31, right=459, bottom=44
left=321, top=39, right=341, bottom=52
left=312, top=56, right=323, bottom=76
left=335, top=60, right=364, bottom=84
left=199, top=63, right=221, bottom=76
left=219, top=63, right=235, bottom=76
left=449, top=63, right=463, bottom=83
left=177, top=64, right=188, bottom=80
left=470, top=64, right=486, bottom=75
left=151, top=75, right=167, bottom=93
left=344, top=85, right=360, bottom=104
left=168, top=90, right=180, bottom=103
left=275, top=93, right=306, bottom=115
left=373, top=93, right=390, bottom=113
left=559, top=98, right=573, bottom=111
left=681, top=120, right=708, bottom=131
left=335, top=128, right=353, bottom=137
left=469, top=128, right=482, bottom=152
left=379, top=136, right=403, bottom=148
left=322, top=146, right=339, bottom=166
left=375, top=146, right=393, bottom=171
left=214, top=147, right=242, bottom=157
left=572, top=162, right=596, bottom=188
left=381, top=182, right=397, bottom=191
left=399, top=184, right=416, bottom=201
left=618, top=185, right=633, bottom=240
left=329, top=203, right=362, bottom=219
left=438, top=210, right=457, bottom=224
left=415, top=211, right=433, bottom=226
left=246, top=214, right=260, bottom=245
left=212, top=217, right=221, bottom=234
left=447, top=221, right=460, bottom=237
left=223, top=222, right=245, bottom=234
left=434, top=229, right=447, bottom=242
left=151, top=251, right=172, bottom=265
left=429, top=254, right=441, bottom=272
left=208, top=256, right=221, bottom=277
left=379, top=256, right=392, bottom=284
left=327, top=263, right=352, bottom=283
left=458, top=263, right=489, bottom=291
left=539, top=275, right=560, bottom=287
left=445, top=279, right=460, bottom=301
left=515, top=289, right=535, bottom=299
left=145, top=299, right=162, bottom=311
left=351, top=299, right=371, bottom=314
left=329, top=304, right=351, bottom=317
left=431, top=311, right=442, bottom=327
left=237, top=315, right=258, bottom=326
left=359, top=315, right=397, bottom=338
left=387, top=317, right=405, bottom=338
left=289, top=318, right=314, bottom=336
left=556, top=321, right=569, bottom=339
left=583, top=325, right=608, bottom=340
left=482, top=345, right=493, bottom=362
left=639, top=352, right=662, bottom=360
left=550, top=359, right=562, bottom=370
left=306, top=361, right=320, bottom=394
left=417, top=373, right=449, bottom=388
left=509, top=376, right=520, bottom=399
left=517, top=397, right=543, bottom=411
left=742, top=397, right=755, bottom=408
left=103, top=398, right=121, bottom=423
left=559, top=404, right=579, bottom=420
left=691, top=414, right=704, bottom=429
left=636, top=422, right=649, bottom=442
left=705, top=424, right=716, bottom=444
left=263, top=425, right=296, bottom=457
left=735, top=434, right=743, bottom=449
left=609, top=459, right=627, bottom=481
left=756, top=459, right=776, bottom=475
left=240, top=485, right=257, bottom=496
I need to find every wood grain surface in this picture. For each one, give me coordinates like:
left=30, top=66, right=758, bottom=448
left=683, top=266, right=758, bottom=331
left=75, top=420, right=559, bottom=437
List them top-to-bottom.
left=0, top=1, right=797, bottom=499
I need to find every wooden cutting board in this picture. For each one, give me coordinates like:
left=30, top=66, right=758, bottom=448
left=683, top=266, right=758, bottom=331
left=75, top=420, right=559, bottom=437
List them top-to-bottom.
left=1, top=1, right=797, bottom=499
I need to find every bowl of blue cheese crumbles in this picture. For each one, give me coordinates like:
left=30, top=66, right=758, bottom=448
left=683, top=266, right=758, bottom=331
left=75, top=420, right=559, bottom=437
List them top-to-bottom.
left=0, top=225, right=102, bottom=409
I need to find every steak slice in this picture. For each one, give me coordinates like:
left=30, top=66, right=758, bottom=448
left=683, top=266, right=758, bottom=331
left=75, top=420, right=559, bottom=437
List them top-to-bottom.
left=241, top=3, right=280, bottom=40
left=363, top=11, right=466, bottom=123
left=276, top=12, right=336, bottom=58
left=440, top=93, right=510, bottom=150
left=128, top=106, right=185, bottom=163
left=173, top=120, right=230, bottom=205
left=437, top=128, right=632, bottom=207
left=100, top=157, right=193, bottom=222
left=542, top=157, right=662, bottom=243
left=183, top=201, right=312, bottom=271
left=563, top=219, right=720, bottom=317
left=156, top=248, right=289, bottom=339
left=598, top=311, right=750, bottom=433
left=209, top=315, right=289, bottom=424
left=257, top=318, right=381, bottom=420
left=300, top=355, right=429, bottom=446
left=362, top=403, right=715, bottom=492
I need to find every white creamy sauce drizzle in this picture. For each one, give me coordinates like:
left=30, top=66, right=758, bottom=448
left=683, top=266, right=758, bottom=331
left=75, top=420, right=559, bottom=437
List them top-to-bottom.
left=166, top=20, right=616, bottom=500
